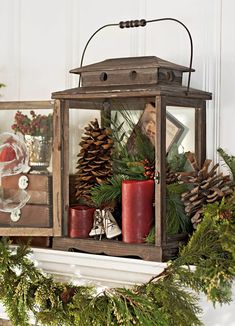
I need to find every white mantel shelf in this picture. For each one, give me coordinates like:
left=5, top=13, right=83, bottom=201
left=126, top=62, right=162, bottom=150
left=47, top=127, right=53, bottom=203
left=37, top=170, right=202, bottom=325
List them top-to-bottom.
left=0, top=248, right=235, bottom=325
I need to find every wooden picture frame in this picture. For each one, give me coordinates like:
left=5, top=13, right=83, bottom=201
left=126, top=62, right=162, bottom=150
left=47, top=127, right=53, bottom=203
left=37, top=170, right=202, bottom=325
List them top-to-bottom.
left=127, top=103, right=187, bottom=154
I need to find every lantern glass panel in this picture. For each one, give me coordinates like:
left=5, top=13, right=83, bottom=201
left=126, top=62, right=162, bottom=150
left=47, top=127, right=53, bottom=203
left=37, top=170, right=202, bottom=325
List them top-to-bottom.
left=69, top=100, right=153, bottom=175
left=0, top=103, right=54, bottom=232
left=69, top=104, right=194, bottom=174
left=166, top=106, right=195, bottom=153
left=0, top=107, right=53, bottom=174
left=69, top=108, right=100, bottom=174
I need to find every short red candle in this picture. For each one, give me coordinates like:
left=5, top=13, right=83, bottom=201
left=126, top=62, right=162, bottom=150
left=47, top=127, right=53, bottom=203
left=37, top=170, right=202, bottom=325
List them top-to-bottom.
left=122, top=179, right=154, bottom=243
left=68, top=205, right=95, bottom=238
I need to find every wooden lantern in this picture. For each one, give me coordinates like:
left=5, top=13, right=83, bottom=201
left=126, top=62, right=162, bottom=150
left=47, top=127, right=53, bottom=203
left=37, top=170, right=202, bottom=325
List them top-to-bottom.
left=52, top=56, right=212, bottom=261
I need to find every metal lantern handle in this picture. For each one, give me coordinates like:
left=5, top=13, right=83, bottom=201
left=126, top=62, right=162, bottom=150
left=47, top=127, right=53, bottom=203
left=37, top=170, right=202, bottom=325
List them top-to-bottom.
left=79, top=17, right=193, bottom=93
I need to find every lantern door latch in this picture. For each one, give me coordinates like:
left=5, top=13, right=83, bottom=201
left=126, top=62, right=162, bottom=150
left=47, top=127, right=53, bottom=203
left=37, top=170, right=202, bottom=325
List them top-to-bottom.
left=154, top=171, right=160, bottom=184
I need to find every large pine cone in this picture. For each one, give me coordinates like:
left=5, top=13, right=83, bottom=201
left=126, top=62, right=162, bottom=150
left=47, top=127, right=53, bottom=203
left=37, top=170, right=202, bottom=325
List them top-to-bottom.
left=75, top=119, right=113, bottom=205
left=180, top=155, right=234, bottom=228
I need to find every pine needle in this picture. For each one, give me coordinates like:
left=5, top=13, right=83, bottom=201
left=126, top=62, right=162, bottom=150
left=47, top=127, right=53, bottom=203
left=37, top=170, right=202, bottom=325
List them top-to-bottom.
left=167, top=143, right=187, bottom=172
left=218, top=147, right=235, bottom=181
left=90, top=175, right=124, bottom=206
left=166, top=183, right=190, bottom=234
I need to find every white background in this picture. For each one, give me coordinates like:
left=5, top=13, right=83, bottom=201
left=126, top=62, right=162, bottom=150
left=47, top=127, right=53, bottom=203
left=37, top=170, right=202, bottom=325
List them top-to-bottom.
left=0, top=1, right=235, bottom=325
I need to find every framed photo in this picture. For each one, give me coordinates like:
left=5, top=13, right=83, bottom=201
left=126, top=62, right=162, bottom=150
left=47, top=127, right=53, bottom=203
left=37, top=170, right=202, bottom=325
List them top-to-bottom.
left=127, top=102, right=187, bottom=153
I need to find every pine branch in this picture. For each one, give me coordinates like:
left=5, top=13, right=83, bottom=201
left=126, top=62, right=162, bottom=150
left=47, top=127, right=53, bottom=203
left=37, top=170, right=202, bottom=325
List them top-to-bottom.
left=109, top=109, right=155, bottom=164
left=132, top=126, right=155, bottom=162
left=167, top=143, right=187, bottom=172
left=218, top=147, right=235, bottom=181
left=113, top=159, right=146, bottom=179
left=90, top=175, right=125, bottom=206
left=166, top=183, right=190, bottom=234
left=146, top=184, right=190, bottom=243
left=173, top=200, right=235, bottom=304
left=145, top=226, right=155, bottom=244
left=142, top=280, right=203, bottom=326
left=102, top=287, right=169, bottom=325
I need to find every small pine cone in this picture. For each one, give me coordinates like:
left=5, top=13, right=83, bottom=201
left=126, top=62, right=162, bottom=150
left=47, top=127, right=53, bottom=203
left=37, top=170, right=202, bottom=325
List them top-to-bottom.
left=166, top=165, right=179, bottom=184
left=166, top=171, right=180, bottom=184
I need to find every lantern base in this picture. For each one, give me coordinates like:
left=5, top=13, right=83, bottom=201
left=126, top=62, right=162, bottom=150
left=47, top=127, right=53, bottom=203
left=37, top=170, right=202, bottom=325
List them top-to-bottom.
left=52, top=234, right=188, bottom=262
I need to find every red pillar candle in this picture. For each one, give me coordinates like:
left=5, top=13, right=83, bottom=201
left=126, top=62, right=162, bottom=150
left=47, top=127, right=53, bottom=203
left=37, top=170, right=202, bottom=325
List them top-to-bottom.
left=122, top=179, right=154, bottom=243
left=68, top=205, right=95, bottom=238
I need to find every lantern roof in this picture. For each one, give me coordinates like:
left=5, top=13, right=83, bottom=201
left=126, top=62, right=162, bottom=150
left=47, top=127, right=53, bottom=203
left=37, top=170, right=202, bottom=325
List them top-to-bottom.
left=52, top=56, right=212, bottom=101
left=70, top=56, right=194, bottom=74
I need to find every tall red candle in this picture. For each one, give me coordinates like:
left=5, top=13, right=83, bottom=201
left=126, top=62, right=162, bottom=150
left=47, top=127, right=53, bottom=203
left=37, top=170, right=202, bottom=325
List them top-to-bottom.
left=122, top=179, right=154, bottom=243
left=68, top=205, right=95, bottom=238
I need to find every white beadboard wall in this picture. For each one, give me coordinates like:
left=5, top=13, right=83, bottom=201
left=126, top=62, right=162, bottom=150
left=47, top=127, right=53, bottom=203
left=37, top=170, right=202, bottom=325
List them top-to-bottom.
left=0, top=0, right=235, bottom=159
left=1, top=2, right=235, bottom=324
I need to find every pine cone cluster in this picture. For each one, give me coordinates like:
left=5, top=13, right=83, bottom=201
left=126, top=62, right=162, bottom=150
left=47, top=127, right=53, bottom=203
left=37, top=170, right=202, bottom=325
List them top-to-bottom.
left=75, top=119, right=113, bottom=205
left=180, top=154, right=234, bottom=228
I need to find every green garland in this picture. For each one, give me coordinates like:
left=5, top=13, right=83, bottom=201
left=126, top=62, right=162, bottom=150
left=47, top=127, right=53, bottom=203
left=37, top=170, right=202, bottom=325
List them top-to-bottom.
left=0, top=197, right=235, bottom=325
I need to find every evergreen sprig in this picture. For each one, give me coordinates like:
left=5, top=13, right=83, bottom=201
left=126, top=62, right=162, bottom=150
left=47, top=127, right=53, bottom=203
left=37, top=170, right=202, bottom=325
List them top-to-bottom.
left=110, top=110, right=155, bottom=170
left=167, top=143, right=187, bottom=172
left=217, top=147, right=235, bottom=181
left=90, top=175, right=125, bottom=206
left=145, top=183, right=190, bottom=243
left=166, top=183, right=190, bottom=234
left=174, top=198, right=235, bottom=304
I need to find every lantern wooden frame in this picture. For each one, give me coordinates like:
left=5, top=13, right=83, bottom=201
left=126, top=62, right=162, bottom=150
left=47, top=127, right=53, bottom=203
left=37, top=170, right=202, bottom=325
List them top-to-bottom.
left=51, top=56, right=212, bottom=261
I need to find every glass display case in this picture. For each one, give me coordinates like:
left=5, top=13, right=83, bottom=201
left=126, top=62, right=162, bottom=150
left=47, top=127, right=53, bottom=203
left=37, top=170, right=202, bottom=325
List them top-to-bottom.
left=0, top=101, right=58, bottom=237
